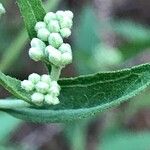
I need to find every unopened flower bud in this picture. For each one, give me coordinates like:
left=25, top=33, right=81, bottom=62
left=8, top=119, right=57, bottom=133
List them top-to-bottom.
left=65, top=10, right=74, bottom=19
left=56, top=11, right=65, bottom=21
left=44, top=12, right=56, bottom=23
left=59, top=17, right=73, bottom=29
left=47, top=20, right=60, bottom=33
left=35, top=21, right=46, bottom=32
left=37, top=28, right=50, bottom=41
left=60, top=28, right=71, bottom=38
left=48, top=33, right=63, bottom=48
left=30, top=38, right=46, bottom=50
left=59, top=43, right=72, bottom=53
left=45, top=45, right=61, bottom=66
left=29, top=47, right=44, bottom=61
left=61, top=52, right=72, bottom=65
left=28, top=73, right=41, bottom=84
left=41, top=74, right=51, bottom=84
left=21, top=80, right=34, bottom=91
left=35, top=81, right=49, bottom=94
left=49, top=81, right=60, bottom=96
left=31, top=92, right=44, bottom=105
left=44, top=94, right=53, bottom=105
left=45, top=94, right=60, bottom=105
left=52, top=97, right=60, bottom=105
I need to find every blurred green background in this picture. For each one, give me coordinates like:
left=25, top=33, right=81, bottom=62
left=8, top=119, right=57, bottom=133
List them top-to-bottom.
left=0, top=0, right=150, bottom=149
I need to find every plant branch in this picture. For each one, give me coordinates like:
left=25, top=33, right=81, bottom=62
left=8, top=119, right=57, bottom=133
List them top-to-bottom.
left=50, top=65, right=62, bottom=81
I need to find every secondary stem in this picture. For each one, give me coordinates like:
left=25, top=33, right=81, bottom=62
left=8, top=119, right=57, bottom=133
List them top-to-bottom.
left=50, top=65, right=62, bottom=81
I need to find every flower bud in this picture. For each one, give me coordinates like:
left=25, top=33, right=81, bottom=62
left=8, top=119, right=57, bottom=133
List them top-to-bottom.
left=0, top=3, right=6, bottom=15
left=65, top=10, right=74, bottom=19
left=56, top=11, right=65, bottom=21
left=44, top=12, right=56, bottom=24
left=59, top=17, right=73, bottom=29
left=47, top=20, right=60, bottom=33
left=35, top=21, right=46, bottom=32
left=37, top=28, right=50, bottom=41
left=60, top=28, right=71, bottom=38
left=48, top=33, right=63, bottom=48
left=30, top=38, right=46, bottom=50
left=59, top=43, right=72, bottom=53
left=45, top=45, right=61, bottom=66
left=29, top=47, right=44, bottom=61
left=61, top=52, right=72, bottom=65
left=28, top=73, right=41, bottom=84
left=41, top=74, right=51, bottom=84
left=21, top=80, right=34, bottom=91
left=35, top=81, right=49, bottom=94
left=49, top=81, right=60, bottom=96
left=31, top=92, right=44, bottom=105
left=44, top=94, right=53, bottom=105
left=45, top=94, right=60, bottom=105
left=52, top=97, right=60, bottom=105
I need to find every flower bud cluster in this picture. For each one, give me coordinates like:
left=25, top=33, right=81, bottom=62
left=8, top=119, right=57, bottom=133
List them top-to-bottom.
left=0, top=3, right=6, bottom=16
left=29, top=10, right=74, bottom=67
left=21, top=73, right=60, bottom=106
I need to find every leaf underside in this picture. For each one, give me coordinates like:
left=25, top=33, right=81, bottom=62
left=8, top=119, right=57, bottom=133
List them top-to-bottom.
left=17, top=0, right=46, bottom=38
left=0, top=64, right=150, bottom=123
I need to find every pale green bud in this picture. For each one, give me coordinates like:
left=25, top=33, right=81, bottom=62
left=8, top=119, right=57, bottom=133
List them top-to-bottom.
left=0, top=3, right=6, bottom=15
left=65, top=10, right=74, bottom=19
left=56, top=11, right=65, bottom=21
left=44, top=12, right=56, bottom=24
left=59, top=17, right=73, bottom=29
left=47, top=20, right=60, bottom=33
left=35, top=21, right=46, bottom=32
left=37, top=28, right=50, bottom=41
left=60, top=28, right=71, bottom=38
left=48, top=33, right=63, bottom=48
left=30, top=38, right=46, bottom=50
left=59, top=43, right=72, bottom=53
left=45, top=45, right=61, bottom=66
left=29, top=47, right=44, bottom=61
left=61, top=52, right=72, bottom=65
left=28, top=73, right=41, bottom=84
left=41, top=74, right=51, bottom=84
left=21, top=80, right=34, bottom=91
left=35, top=81, right=49, bottom=94
left=49, top=81, right=60, bottom=96
left=31, top=92, right=44, bottom=105
left=44, top=94, right=53, bottom=105
left=45, top=94, right=60, bottom=105
left=52, top=97, right=60, bottom=105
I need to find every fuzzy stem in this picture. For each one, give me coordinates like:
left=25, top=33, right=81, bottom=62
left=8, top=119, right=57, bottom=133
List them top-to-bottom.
left=50, top=65, right=62, bottom=81
left=0, top=99, right=31, bottom=109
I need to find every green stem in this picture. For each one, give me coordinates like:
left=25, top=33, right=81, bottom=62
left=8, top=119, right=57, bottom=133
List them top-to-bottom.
left=50, top=65, right=62, bottom=81
left=0, top=99, right=31, bottom=109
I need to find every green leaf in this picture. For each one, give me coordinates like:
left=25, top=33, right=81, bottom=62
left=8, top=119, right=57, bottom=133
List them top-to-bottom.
left=17, top=0, right=46, bottom=38
left=0, top=64, right=150, bottom=123
left=0, top=71, right=31, bottom=102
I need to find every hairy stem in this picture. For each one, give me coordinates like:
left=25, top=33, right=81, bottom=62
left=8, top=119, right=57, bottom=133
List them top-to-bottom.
left=50, top=65, right=62, bottom=81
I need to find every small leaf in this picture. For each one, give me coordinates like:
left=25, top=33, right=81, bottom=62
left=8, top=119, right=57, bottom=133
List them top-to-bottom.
left=17, top=0, right=46, bottom=38
left=0, top=64, right=150, bottom=123
left=0, top=71, right=31, bottom=102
